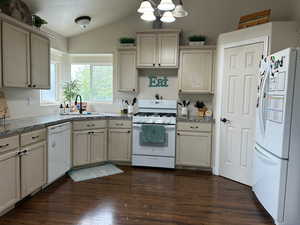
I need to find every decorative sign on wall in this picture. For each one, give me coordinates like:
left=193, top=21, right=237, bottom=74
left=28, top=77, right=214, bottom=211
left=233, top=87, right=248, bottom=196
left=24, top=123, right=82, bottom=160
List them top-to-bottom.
left=148, top=76, right=169, bottom=87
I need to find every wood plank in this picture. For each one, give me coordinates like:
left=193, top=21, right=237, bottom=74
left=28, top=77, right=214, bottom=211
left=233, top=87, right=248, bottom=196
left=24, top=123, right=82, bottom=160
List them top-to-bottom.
left=0, top=167, right=275, bottom=225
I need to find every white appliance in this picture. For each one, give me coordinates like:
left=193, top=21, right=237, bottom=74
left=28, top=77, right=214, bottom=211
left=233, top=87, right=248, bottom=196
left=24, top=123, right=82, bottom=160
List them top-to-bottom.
left=253, top=48, right=300, bottom=225
left=132, top=100, right=177, bottom=169
left=47, top=122, right=71, bottom=184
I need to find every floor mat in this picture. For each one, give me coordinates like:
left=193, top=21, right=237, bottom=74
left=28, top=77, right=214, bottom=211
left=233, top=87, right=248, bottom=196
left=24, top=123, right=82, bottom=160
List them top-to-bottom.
left=68, top=164, right=123, bottom=182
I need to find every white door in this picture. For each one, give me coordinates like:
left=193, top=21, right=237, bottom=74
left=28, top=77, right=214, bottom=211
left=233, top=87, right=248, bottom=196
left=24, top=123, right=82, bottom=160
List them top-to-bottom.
left=2, top=22, right=30, bottom=88
left=31, top=33, right=50, bottom=89
left=137, top=33, right=157, bottom=68
left=157, top=33, right=179, bottom=68
left=220, top=42, right=264, bottom=185
left=117, top=50, right=137, bottom=92
left=178, top=50, right=213, bottom=94
left=90, top=129, right=107, bottom=163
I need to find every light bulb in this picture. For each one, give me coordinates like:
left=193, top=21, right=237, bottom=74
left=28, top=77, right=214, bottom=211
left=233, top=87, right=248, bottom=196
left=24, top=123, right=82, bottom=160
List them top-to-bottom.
left=158, top=0, right=175, bottom=11
left=137, top=1, right=154, bottom=13
left=141, top=11, right=156, bottom=22
left=160, top=11, right=176, bottom=23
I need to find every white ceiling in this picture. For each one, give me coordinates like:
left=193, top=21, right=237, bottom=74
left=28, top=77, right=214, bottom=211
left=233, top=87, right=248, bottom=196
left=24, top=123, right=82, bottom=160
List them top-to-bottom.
left=23, top=0, right=140, bottom=37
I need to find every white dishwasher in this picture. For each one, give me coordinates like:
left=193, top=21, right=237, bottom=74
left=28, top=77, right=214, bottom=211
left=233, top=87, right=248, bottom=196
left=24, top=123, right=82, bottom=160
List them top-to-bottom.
left=48, top=122, right=71, bottom=184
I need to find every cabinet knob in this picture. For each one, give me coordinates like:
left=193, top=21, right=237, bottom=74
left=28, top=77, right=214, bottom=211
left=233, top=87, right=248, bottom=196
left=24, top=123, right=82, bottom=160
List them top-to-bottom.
left=153, top=63, right=155, bottom=67
left=158, top=63, right=161, bottom=66
left=28, top=84, right=32, bottom=87
left=32, top=84, right=36, bottom=88
left=133, top=89, right=135, bottom=92
left=179, top=89, right=182, bottom=93
left=128, top=131, right=131, bottom=133
left=177, top=133, right=180, bottom=136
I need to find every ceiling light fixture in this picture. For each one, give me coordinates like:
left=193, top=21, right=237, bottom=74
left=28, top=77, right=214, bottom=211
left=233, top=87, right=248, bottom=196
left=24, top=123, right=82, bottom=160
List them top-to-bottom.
left=137, top=0, right=188, bottom=24
left=158, top=0, right=175, bottom=11
left=172, top=0, right=188, bottom=17
left=75, top=16, right=91, bottom=29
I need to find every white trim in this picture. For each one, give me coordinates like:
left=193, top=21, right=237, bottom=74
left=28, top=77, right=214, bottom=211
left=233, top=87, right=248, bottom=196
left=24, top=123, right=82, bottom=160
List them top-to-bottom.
left=212, top=36, right=269, bottom=176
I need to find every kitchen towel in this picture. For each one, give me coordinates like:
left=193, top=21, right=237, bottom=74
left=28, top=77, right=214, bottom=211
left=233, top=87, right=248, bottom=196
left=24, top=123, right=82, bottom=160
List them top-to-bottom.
left=140, top=124, right=166, bottom=145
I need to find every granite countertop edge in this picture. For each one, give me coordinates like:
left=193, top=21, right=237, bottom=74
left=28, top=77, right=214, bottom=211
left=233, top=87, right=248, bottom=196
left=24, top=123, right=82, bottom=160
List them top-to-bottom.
left=0, top=114, right=215, bottom=138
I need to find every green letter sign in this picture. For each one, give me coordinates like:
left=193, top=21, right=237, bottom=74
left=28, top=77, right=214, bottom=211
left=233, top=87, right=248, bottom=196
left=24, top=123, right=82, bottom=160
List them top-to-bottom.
left=148, top=76, right=168, bottom=87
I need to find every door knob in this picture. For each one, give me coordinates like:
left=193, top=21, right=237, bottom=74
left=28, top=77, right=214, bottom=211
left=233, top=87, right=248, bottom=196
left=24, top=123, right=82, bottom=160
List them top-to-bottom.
left=220, top=118, right=229, bottom=123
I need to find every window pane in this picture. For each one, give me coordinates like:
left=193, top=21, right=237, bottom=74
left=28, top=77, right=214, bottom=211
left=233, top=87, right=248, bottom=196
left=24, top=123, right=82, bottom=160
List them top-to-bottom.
left=40, top=64, right=57, bottom=104
left=71, top=64, right=113, bottom=103
left=71, top=64, right=91, bottom=101
left=92, top=65, right=113, bottom=102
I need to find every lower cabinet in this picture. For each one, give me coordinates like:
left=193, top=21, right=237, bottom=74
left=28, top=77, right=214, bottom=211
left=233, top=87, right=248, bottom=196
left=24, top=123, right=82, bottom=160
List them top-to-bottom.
left=108, top=128, right=131, bottom=162
left=73, top=129, right=107, bottom=167
left=176, top=130, right=212, bottom=167
left=20, top=141, right=46, bottom=198
left=0, top=149, right=20, bottom=213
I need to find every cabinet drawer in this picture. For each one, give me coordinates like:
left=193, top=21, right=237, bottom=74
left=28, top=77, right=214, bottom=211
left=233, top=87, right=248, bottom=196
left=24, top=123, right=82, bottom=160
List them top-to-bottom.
left=73, top=120, right=107, bottom=131
left=109, top=120, right=131, bottom=129
left=177, top=122, right=211, bottom=132
left=21, top=129, right=46, bottom=147
left=0, top=135, right=19, bottom=153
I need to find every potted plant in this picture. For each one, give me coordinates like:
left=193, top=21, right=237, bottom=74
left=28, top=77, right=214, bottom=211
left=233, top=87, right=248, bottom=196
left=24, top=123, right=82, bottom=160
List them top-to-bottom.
left=32, top=14, right=48, bottom=28
left=188, top=35, right=206, bottom=46
left=119, top=37, right=135, bottom=47
left=63, top=80, right=80, bottom=106
left=194, top=101, right=207, bottom=117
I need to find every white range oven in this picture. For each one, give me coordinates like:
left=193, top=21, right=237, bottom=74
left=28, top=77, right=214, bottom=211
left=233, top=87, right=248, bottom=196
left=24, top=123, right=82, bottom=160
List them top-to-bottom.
left=132, top=100, right=177, bottom=169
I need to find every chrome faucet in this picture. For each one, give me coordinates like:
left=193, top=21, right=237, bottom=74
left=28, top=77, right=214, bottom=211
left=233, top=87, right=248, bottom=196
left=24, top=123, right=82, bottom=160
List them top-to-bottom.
left=74, top=95, right=83, bottom=114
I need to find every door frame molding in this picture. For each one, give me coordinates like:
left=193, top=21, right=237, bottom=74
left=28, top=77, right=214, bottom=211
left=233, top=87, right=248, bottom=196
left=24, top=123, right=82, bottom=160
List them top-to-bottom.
left=213, top=36, right=269, bottom=176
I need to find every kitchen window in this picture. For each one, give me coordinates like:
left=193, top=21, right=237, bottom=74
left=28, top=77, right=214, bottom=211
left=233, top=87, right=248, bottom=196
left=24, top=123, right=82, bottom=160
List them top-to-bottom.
left=40, top=63, right=59, bottom=105
left=71, top=64, right=113, bottom=103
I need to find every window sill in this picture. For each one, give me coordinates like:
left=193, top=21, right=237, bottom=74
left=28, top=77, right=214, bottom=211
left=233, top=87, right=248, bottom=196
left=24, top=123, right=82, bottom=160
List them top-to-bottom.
left=40, top=103, right=60, bottom=107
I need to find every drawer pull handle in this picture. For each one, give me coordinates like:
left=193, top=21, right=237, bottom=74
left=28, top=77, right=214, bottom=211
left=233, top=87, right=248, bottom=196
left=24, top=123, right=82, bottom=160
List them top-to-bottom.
left=32, top=135, right=40, bottom=139
left=0, top=143, right=9, bottom=148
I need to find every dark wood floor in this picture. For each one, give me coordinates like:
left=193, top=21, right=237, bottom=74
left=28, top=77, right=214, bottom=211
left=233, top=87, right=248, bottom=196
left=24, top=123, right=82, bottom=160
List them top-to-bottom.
left=0, top=166, right=274, bottom=225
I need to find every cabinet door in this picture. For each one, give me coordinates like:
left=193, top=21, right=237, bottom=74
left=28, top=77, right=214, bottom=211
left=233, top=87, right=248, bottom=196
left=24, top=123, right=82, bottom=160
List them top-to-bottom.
left=2, top=22, right=30, bottom=88
left=31, top=33, right=50, bottom=89
left=157, top=33, right=179, bottom=68
left=137, top=34, right=157, bottom=68
left=117, top=50, right=138, bottom=92
left=178, top=50, right=213, bottom=93
left=90, top=129, right=107, bottom=163
left=108, top=129, right=131, bottom=162
left=73, top=131, right=90, bottom=166
left=176, top=131, right=211, bottom=167
left=21, top=142, right=46, bottom=198
left=0, top=150, right=20, bottom=213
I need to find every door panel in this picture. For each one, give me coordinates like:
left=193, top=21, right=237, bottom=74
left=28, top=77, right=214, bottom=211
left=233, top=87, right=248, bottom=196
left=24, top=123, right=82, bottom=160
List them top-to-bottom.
left=2, top=22, right=30, bottom=88
left=31, top=33, right=50, bottom=89
left=157, top=33, right=178, bottom=67
left=137, top=34, right=157, bottom=67
left=220, top=42, right=264, bottom=185
left=90, top=129, right=107, bottom=163
left=108, top=129, right=131, bottom=162
left=73, top=131, right=90, bottom=166
left=21, top=142, right=46, bottom=198
left=0, top=150, right=20, bottom=213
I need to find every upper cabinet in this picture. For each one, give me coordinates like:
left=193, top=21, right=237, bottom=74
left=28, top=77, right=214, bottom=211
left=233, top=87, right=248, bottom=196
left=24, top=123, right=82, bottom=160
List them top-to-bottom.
left=1, top=14, right=50, bottom=89
left=2, top=22, right=30, bottom=88
left=136, top=30, right=180, bottom=68
left=30, top=33, right=50, bottom=89
left=178, top=47, right=215, bottom=94
left=117, top=48, right=138, bottom=93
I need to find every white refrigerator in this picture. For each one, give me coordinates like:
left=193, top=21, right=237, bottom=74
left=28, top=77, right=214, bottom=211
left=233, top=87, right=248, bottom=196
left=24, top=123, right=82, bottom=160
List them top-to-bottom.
left=253, top=48, right=300, bottom=225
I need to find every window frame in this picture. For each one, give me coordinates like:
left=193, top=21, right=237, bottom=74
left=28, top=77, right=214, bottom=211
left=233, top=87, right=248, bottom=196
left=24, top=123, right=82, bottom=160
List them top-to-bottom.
left=40, top=62, right=61, bottom=106
left=71, top=62, right=114, bottom=104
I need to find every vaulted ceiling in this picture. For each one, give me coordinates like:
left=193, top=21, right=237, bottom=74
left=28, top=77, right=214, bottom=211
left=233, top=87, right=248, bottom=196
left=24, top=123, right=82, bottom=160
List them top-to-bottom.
left=23, top=0, right=140, bottom=37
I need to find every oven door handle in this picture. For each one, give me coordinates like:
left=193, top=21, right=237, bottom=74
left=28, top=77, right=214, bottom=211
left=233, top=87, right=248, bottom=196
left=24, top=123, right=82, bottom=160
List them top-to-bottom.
left=133, top=124, right=176, bottom=129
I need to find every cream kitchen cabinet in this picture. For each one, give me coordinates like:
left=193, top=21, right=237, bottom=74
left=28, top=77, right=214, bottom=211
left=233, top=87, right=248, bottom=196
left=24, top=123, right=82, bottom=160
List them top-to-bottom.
left=1, top=18, right=50, bottom=89
left=2, top=22, right=30, bottom=88
left=136, top=30, right=180, bottom=68
left=30, top=33, right=50, bottom=89
left=178, top=48, right=214, bottom=94
left=117, top=49, right=138, bottom=92
left=108, top=120, right=132, bottom=162
left=176, top=122, right=212, bottom=167
left=73, top=129, right=107, bottom=167
left=0, top=136, right=20, bottom=213
left=20, top=141, right=46, bottom=198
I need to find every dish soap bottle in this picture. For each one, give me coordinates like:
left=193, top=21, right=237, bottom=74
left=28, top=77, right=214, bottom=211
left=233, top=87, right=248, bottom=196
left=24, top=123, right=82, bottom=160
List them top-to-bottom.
left=59, top=104, right=64, bottom=115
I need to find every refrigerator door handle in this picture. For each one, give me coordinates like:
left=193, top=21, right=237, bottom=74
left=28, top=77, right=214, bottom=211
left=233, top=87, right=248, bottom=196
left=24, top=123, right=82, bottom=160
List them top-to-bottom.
left=259, top=70, right=269, bottom=136
left=255, top=146, right=277, bottom=165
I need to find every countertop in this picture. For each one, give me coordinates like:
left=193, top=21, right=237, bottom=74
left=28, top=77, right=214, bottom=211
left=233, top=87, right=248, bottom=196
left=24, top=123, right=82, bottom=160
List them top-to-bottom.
left=0, top=113, right=214, bottom=138
left=0, top=113, right=132, bottom=137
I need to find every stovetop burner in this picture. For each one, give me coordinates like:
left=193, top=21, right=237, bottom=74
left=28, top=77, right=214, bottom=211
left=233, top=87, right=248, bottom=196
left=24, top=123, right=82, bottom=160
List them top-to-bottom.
left=134, top=112, right=176, bottom=117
